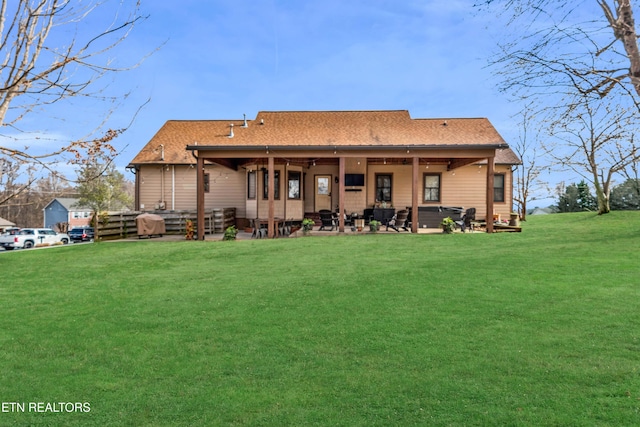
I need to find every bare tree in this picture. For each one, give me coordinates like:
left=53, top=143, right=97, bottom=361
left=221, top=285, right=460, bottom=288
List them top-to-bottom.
left=0, top=0, right=148, bottom=205
left=476, top=1, right=640, bottom=106
left=476, top=1, right=640, bottom=214
left=544, top=92, right=640, bottom=214
left=512, top=103, right=550, bottom=220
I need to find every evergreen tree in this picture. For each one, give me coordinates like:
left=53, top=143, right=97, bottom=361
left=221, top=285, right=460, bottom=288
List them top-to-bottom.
left=610, top=179, right=640, bottom=210
left=557, top=181, right=597, bottom=212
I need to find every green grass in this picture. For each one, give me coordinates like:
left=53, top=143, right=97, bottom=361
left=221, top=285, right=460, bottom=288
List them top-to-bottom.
left=1, top=211, right=639, bottom=426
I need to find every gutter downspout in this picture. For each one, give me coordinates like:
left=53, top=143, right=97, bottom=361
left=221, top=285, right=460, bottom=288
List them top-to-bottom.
left=190, top=148, right=205, bottom=240
left=172, top=165, right=176, bottom=210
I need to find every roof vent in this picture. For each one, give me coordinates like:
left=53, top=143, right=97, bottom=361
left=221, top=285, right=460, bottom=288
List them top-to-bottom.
left=242, top=114, right=248, bottom=128
left=260, top=119, right=264, bottom=125
left=443, top=120, right=448, bottom=126
left=228, top=124, right=234, bottom=138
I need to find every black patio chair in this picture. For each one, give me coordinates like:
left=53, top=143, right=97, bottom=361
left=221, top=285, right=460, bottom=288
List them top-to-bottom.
left=455, top=208, right=476, bottom=232
left=318, top=209, right=336, bottom=231
left=386, top=209, right=410, bottom=232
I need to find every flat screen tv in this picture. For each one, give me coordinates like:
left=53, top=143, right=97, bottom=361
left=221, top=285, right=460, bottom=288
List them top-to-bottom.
left=344, top=173, right=365, bottom=186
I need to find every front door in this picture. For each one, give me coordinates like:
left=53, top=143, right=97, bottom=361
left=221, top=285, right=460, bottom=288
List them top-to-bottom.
left=315, top=175, right=332, bottom=211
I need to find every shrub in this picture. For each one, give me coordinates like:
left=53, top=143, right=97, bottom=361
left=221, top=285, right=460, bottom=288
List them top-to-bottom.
left=440, top=217, right=456, bottom=234
left=302, top=218, right=315, bottom=234
left=223, top=225, right=238, bottom=241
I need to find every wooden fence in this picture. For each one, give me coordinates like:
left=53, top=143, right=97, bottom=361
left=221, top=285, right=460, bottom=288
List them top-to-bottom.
left=97, top=208, right=236, bottom=240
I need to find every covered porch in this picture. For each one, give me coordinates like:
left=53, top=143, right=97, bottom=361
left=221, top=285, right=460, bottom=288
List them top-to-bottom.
left=186, top=146, right=500, bottom=239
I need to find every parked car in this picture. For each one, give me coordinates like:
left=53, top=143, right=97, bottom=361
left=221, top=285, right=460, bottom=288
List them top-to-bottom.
left=68, top=227, right=95, bottom=243
left=0, top=228, right=70, bottom=250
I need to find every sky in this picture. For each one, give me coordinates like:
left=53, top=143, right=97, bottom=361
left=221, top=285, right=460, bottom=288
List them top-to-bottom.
left=7, top=0, right=593, bottom=207
left=118, top=0, right=521, bottom=149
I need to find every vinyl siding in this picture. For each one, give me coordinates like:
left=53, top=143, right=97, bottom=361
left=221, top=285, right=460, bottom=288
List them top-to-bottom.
left=137, top=162, right=513, bottom=222
left=138, top=165, right=247, bottom=218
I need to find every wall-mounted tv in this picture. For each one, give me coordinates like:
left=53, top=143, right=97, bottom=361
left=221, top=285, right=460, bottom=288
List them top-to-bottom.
left=344, top=173, right=365, bottom=186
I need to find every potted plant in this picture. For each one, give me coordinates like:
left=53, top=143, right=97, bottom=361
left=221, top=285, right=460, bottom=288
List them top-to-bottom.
left=440, top=217, right=456, bottom=234
left=302, top=218, right=315, bottom=235
left=185, top=219, right=194, bottom=240
left=369, top=220, right=381, bottom=233
left=223, top=225, right=238, bottom=241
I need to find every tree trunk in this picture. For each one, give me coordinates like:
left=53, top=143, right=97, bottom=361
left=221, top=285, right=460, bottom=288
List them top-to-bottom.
left=618, top=1, right=640, bottom=97
left=593, top=180, right=611, bottom=214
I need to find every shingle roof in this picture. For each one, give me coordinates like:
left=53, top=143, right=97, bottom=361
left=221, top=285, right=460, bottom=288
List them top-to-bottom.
left=129, top=110, right=514, bottom=165
left=45, top=198, right=92, bottom=211
left=0, top=217, right=15, bottom=227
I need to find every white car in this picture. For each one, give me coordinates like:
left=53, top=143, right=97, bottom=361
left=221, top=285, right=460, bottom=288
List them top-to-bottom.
left=0, top=228, right=70, bottom=250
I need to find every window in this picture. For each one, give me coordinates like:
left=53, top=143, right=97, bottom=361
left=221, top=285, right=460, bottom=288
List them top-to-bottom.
left=247, top=170, right=256, bottom=199
left=263, top=170, right=280, bottom=199
left=288, top=171, right=301, bottom=199
left=204, top=173, right=210, bottom=193
left=423, top=173, right=441, bottom=202
left=376, top=174, right=392, bottom=202
left=494, top=174, right=505, bottom=202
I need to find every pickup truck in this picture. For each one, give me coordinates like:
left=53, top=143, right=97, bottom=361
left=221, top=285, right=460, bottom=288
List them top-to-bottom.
left=0, top=228, right=70, bottom=250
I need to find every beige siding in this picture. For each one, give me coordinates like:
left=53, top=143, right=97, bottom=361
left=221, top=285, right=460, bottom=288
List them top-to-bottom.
left=302, top=159, right=368, bottom=214
left=138, top=161, right=513, bottom=222
left=364, top=163, right=513, bottom=221
left=138, top=165, right=247, bottom=218
left=251, top=165, right=305, bottom=220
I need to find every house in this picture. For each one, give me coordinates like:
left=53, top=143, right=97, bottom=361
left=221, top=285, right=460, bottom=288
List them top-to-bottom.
left=127, top=110, right=521, bottom=238
left=43, top=198, right=92, bottom=230
left=0, top=217, right=16, bottom=232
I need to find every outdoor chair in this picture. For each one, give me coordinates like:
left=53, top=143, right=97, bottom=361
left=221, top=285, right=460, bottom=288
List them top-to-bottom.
left=455, top=208, right=476, bottom=232
left=318, top=209, right=336, bottom=231
left=386, top=209, right=410, bottom=232
left=251, top=219, right=268, bottom=239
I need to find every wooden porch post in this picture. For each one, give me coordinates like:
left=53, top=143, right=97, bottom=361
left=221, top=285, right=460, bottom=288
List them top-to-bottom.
left=196, top=154, right=205, bottom=240
left=486, top=155, right=495, bottom=233
left=268, top=156, right=275, bottom=238
left=339, top=156, right=345, bottom=232
left=412, top=156, right=419, bottom=233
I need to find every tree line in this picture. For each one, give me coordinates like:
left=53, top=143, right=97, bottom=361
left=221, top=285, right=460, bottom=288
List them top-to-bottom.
left=0, top=160, right=133, bottom=229
left=556, top=178, right=640, bottom=212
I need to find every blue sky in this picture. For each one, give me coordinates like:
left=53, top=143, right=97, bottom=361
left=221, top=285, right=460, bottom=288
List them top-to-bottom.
left=7, top=0, right=579, bottom=206
left=116, top=0, right=517, bottom=150
left=127, top=1, right=507, bottom=113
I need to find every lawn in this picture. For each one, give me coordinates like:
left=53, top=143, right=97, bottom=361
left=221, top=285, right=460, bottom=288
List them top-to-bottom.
left=1, top=212, right=639, bottom=426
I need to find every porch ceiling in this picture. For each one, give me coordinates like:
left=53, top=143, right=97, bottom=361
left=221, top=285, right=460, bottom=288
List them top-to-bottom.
left=193, top=144, right=499, bottom=171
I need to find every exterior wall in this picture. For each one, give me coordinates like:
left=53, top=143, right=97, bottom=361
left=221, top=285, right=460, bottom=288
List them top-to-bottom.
left=302, top=158, right=368, bottom=214
left=137, top=160, right=514, bottom=223
left=365, top=163, right=513, bottom=221
left=137, top=164, right=247, bottom=218
left=255, top=165, right=305, bottom=220
left=43, top=200, right=68, bottom=228
left=67, top=211, right=92, bottom=229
